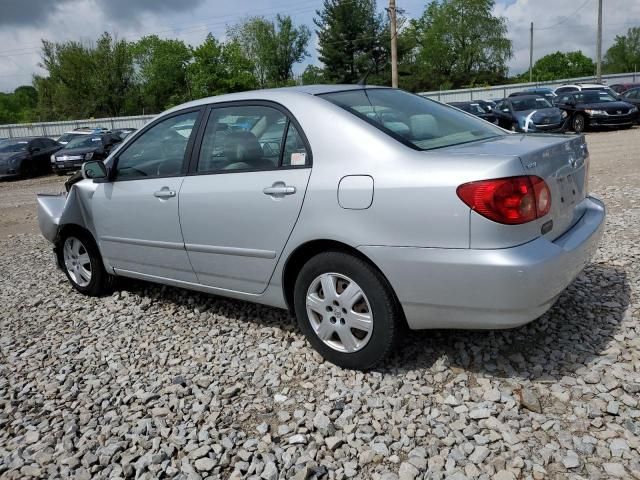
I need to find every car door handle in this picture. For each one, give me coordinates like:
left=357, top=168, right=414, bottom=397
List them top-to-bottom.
left=263, top=183, right=296, bottom=197
left=153, top=188, right=176, bottom=199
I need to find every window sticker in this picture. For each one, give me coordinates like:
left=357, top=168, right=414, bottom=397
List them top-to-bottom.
left=290, top=152, right=306, bottom=166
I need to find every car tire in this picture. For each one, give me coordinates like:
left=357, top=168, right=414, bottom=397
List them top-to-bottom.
left=572, top=113, right=586, bottom=133
left=21, top=163, right=34, bottom=179
left=57, top=230, right=114, bottom=296
left=293, top=251, right=400, bottom=370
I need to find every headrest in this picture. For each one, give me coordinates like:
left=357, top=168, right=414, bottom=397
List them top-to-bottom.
left=410, top=114, right=440, bottom=139
left=224, top=131, right=263, bottom=163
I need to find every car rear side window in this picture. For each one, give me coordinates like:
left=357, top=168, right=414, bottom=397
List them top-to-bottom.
left=319, top=88, right=504, bottom=151
left=196, top=105, right=308, bottom=173
left=115, top=111, right=198, bottom=180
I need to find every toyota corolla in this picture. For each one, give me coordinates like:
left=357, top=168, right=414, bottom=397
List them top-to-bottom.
left=37, top=86, right=605, bottom=370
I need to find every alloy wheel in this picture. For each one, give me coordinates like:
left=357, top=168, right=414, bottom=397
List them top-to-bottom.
left=63, top=236, right=92, bottom=287
left=305, top=272, right=373, bottom=353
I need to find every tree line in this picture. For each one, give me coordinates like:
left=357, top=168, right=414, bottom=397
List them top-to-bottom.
left=1, top=0, right=639, bottom=124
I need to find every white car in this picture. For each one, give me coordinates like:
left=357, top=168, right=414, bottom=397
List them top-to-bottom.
left=554, top=83, right=618, bottom=98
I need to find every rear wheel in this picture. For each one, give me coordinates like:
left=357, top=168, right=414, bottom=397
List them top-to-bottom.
left=572, top=113, right=586, bottom=133
left=57, top=231, right=114, bottom=296
left=293, top=251, right=400, bottom=370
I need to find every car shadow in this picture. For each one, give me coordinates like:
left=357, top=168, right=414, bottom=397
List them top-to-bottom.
left=113, top=262, right=630, bottom=381
left=380, top=263, right=631, bottom=380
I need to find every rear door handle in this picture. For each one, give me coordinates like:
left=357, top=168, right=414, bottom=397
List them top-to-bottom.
left=263, top=182, right=296, bottom=197
left=154, top=188, right=176, bottom=199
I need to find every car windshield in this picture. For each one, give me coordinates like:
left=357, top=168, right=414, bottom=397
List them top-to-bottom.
left=320, top=88, right=504, bottom=150
left=576, top=91, right=618, bottom=103
left=511, top=97, right=553, bottom=111
left=57, top=133, right=87, bottom=144
left=65, top=136, right=103, bottom=149
left=0, top=140, right=28, bottom=153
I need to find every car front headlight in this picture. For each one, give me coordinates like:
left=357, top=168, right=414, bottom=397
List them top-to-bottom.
left=630, top=106, right=638, bottom=113
left=585, top=109, right=607, bottom=115
left=561, top=110, right=568, bottom=118
left=85, top=152, right=94, bottom=160
left=50, top=154, right=56, bottom=163
left=9, top=157, right=20, bottom=167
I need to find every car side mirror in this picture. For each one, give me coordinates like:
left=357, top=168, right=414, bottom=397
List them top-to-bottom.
left=81, top=160, right=108, bottom=181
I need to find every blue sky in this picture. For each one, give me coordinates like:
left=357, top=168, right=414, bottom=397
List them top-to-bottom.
left=0, top=0, right=638, bottom=92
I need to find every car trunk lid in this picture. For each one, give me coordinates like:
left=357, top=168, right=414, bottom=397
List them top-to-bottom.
left=516, top=134, right=588, bottom=240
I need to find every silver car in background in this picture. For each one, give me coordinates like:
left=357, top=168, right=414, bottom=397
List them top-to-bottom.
left=37, top=85, right=605, bottom=370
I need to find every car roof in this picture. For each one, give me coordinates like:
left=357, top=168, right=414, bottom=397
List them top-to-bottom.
left=163, top=85, right=390, bottom=115
left=2, top=136, right=45, bottom=142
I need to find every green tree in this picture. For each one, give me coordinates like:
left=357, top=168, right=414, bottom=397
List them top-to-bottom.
left=314, top=0, right=386, bottom=84
left=407, top=0, right=512, bottom=90
left=229, top=15, right=310, bottom=87
left=604, top=27, right=640, bottom=73
left=34, top=33, right=136, bottom=119
left=92, top=33, right=135, bottom=116
left=187, top=34, right=257, bottom=98
left=132, top=35, right=192, bottom=112
left=38, top=39, right=97, bottom=119
left=519, top=51, right=594, bottom=82
left=300, top=65, right=326, bottom=84
left=0, top=86, right=39, bottom=123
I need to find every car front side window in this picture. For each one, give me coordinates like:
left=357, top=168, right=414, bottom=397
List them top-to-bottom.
left=115, top=110, right=199, bottom=180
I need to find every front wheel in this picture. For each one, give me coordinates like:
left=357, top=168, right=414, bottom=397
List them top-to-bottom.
left=572, top=113, right=586, bottom=133
left=57, top=231, right=114, bottom=296
left=293, top=251, right=400, bottom=370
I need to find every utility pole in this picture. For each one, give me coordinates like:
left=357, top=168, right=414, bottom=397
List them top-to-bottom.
left=389, top=0, right=398, bottom=88
left=596, top=0, right=603, bottom=82
left=529, top=22, right=534, bottom=83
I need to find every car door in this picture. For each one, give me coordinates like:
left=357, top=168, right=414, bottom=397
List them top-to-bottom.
left=179, top=102, right=312, bottom=294
left=91, top=108, right=202, bottom=282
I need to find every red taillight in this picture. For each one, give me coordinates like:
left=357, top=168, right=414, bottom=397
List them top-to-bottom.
left=457, top=175, right=551, bottom=225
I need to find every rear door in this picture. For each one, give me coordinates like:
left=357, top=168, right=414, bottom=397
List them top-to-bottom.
left=179, top=102, right=312, bottom=294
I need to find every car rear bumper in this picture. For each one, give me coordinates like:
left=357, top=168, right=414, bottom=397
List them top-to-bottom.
left=359, top=196, right=605, bottom=330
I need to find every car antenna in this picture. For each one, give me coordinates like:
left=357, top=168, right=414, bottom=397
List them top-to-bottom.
left=357, top=63, right=375, bottom=87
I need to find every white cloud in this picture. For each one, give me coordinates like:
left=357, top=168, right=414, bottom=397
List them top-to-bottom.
left=494, top=0, right=640, bottom=75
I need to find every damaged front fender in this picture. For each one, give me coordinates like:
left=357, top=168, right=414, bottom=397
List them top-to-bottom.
left=36, top=181, right=99, bottom=244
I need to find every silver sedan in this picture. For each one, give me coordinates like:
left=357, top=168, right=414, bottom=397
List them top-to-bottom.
left=38, top=85, right=605, bottom=370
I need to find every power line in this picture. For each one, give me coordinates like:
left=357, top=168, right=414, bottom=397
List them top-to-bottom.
left=534, top=0, right=593, bottom=30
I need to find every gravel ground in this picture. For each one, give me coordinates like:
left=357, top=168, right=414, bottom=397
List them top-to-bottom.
left=1, top=128, right=639, bottom=479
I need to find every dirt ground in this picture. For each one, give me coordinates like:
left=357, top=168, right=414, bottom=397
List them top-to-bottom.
left=0, top=127, right=638, bottom=238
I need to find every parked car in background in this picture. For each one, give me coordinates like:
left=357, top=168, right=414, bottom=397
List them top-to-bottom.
left=554, top=83, right=619, bottom=99
left=610, top=83, right=640, bottom=94
left=38, top=85, right=604, bottom=369
left=619, top=87, right=640, bottom=122
left=509, top=88, right=556, bottom=103
left=555, top=90, right=638, bottom=133
left=494, top=95, right=566, bottom=132
left=476, top=99, right=496, bottom=113
left=447, top=101, right=497, bottom=123
left=56, top=127, right=109, bottom=146
left=109, top=128, right=137, bottom=139
left=51, top=132, right=123, bottom=175
left=0, top=137, right=62, bottom=179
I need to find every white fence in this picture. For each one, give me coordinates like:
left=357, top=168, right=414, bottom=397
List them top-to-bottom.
left=1, top=71, right=638, bottom=138
left=418, top=72, right=639, bottom=103
left=0, top=115, right=154, bottom=139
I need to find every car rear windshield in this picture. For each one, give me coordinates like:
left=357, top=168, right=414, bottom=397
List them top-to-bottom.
left=319, top=88, right=504, bottom=150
